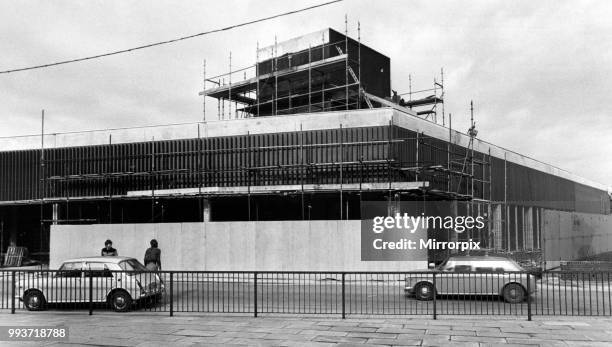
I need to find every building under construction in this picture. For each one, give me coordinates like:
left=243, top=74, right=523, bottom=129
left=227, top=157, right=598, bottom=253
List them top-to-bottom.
left=0, top=28, right=610, bottom=269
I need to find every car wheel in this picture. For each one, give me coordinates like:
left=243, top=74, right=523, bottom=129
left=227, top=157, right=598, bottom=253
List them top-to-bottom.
left=414, top=282, right=435, bottom=301
left=502, top=283, right=526, bottom=304
left=24, top=290, right=46, bottom=311
left=110, top=291, right=132, bottom=312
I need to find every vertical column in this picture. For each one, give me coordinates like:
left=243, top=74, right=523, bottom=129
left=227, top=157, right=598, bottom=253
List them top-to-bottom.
left=202, top=199, right=211, bottom=222
left=52, top=203, right=59, bottom=225
left=493, top=204, right=502, bottom=249
left=506, top=204, right=510, bottom=251
left=514, top=206, right=518, bottom=251
left=525, top=207, right=533, bottom=250
left=536, top=208, right=541, bottom=249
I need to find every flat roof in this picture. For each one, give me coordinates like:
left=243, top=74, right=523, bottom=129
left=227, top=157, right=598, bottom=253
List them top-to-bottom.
left=0, top=108, right=608, bottom=192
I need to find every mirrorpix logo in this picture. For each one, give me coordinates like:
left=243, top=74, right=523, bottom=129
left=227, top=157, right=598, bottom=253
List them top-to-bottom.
left=361, top=211, right=485, bottom=261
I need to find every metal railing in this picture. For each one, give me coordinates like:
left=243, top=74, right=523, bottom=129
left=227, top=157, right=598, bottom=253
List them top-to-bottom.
left=1, top=270, right=611, bottom=320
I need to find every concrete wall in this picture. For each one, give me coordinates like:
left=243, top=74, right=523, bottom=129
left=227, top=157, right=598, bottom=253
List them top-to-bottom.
left=543, top=210, right=612, bottom=262
left=50, top=221, right=426, bottom=271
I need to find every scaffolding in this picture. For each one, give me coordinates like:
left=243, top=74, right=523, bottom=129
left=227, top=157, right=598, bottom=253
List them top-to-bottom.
left=200, top=27, right=378, bottom=120
left=37, top=119, right=491, bottom=233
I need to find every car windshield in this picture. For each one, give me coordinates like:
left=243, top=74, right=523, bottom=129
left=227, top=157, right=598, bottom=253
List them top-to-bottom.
left=118, top=259, right=147, bottom=275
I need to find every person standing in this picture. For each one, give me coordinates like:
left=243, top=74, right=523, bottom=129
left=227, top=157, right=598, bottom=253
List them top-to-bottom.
left=101, top=239, right=118, bottom=256
left=144, top=239, right=161, bottom=271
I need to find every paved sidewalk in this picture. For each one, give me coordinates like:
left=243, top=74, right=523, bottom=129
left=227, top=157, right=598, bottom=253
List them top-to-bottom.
left=0, top=313, right=611, bottom=346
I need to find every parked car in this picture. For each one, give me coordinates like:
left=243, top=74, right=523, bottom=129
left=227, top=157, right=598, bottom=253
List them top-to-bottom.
left=405, top=255, right=536, bottom=303
left=17, top=256, right=164, bottom=312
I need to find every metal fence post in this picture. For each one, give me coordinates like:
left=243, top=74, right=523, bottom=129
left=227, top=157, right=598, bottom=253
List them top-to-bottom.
left=11, top=271, right=15, bottom=314
left=89, top=271, right=93, bottom=315
left=169, top=272, right=174, bottom=317
left=254, top=272, right=258, bottom=318
left=432, top=272, right=437, bottom=320
left=527, top=272, right=532, bottom=321
left=341, top=273, right=346, bottom=319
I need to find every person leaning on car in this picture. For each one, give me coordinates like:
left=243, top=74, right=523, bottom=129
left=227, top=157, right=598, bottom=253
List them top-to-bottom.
left=101, top=239, right=118, bottom=256
left=144, top=239, right=161, bottom=271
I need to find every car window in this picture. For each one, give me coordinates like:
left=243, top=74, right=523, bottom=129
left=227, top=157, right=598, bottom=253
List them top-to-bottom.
left=440, top=258, right=524, bottom=272
left=118, top=259, right=147, bottom=276
left=486, top=260, right=521, bottom=271
left=57, top=262, right=83, bottom=278
left=85, top=262, right=114, bottom=278
left=454, top=265, right=472, bottom=272
left=475, top=266, right=495, bottom=272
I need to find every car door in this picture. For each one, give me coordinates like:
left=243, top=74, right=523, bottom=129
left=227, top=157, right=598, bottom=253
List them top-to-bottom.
left=51, top=262, right=85, bottom=303
left=84, top=262, right=116, bottom=302
left=436, top=262, right=472, bottom=295
left=472, top=264, right=497, bottom=295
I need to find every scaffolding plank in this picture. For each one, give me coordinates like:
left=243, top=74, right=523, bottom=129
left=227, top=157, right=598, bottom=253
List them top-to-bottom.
left=201, top=54, right=348, bottom=99
left=126, top=181, right=430, bottom=197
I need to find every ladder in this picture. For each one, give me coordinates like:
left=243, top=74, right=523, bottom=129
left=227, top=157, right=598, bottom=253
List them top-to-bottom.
left=335, top=46, right=373, bottom=109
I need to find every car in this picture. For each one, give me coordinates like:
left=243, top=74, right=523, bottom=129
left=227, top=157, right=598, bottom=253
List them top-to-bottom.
left=404, top=255, right=536, bottom=303
left=17, top=256, right=164, bottom=312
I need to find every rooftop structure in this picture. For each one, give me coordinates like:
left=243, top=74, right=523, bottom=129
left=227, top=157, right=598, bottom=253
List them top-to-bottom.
left=201, top=28, right=391, bottom=119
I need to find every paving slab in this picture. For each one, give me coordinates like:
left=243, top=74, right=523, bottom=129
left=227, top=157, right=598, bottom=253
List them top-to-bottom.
left=0, top=313, right=610, bottom=346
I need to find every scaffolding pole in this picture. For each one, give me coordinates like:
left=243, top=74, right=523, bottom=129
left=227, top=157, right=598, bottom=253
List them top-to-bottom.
left=345, top=14, right=349, bottom=111
left=358, top=21, right=361, bottom=107
left=274, top=36, right=278, bottom=116
left=256, top=42, right=260, bottom=117
left=308, top=45, right=312, bottom=113
left=228, top=52, right=232, bottom=119
left=203, top=60, right=207, bottom=122
left=441, top=68, right=445, bottom=126
left=40, top=110, right=45, bottom=254
left=198, top=124, right=203, bottom=221
left=300, top=124, right=305, bottom=220
left=339, top=124, right=343, bottom=220
left=247, top=131, right=251, bottom=221
left=108, top=134, right=112, bottom=223
left=150, top=137, right=156, bottom=222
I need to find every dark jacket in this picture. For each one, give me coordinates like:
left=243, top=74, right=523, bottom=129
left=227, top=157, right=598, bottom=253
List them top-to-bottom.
left=101, top=247, right=118, bottom=256
left=144, top=247, right=161, bottom=269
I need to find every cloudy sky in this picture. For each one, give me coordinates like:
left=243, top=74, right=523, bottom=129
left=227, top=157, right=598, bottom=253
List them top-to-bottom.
left=1, top=0, right=611, bottom=187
